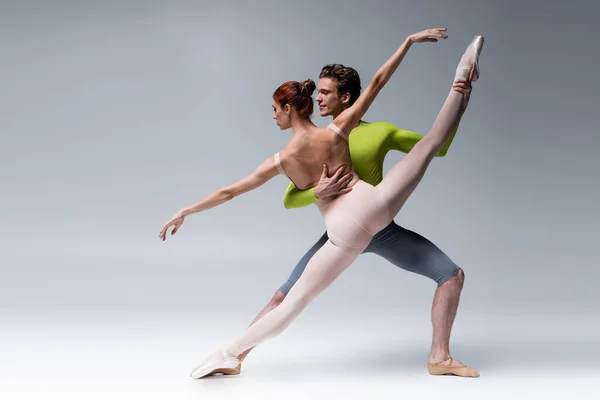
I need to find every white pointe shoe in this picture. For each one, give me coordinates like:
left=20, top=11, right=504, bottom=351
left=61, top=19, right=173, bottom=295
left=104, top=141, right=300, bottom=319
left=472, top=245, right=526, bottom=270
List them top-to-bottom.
left=455, top=35, right=484, bottom=82
left=190, top=349, right=241, bottom=379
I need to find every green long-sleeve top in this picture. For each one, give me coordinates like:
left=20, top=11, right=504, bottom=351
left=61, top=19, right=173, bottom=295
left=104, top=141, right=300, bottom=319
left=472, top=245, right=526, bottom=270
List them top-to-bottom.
left=282, top=120, right=458, bottom=208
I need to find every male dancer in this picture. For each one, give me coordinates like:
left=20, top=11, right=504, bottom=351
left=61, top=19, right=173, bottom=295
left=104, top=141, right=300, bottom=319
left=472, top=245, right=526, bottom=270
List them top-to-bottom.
left=234, top=64, right=478, bottom=378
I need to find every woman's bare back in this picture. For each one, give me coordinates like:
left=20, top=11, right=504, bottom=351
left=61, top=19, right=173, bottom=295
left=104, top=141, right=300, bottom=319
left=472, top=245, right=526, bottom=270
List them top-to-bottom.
left=279, top=125, right=352, bottom=191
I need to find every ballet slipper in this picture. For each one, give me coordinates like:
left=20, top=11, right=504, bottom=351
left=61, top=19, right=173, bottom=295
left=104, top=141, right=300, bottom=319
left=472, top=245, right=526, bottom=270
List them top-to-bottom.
left=427, top=357, right=480, bottom=378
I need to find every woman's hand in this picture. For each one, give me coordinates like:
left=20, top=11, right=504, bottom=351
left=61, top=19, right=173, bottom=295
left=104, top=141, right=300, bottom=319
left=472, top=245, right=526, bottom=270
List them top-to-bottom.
left=408, top=28, right=448, bottom=44
left=159, top=209, right=186, bottom=241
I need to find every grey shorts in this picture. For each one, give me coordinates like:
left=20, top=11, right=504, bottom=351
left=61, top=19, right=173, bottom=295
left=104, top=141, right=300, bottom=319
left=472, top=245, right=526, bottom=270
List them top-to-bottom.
left=279, top=221, right=460, bottom=295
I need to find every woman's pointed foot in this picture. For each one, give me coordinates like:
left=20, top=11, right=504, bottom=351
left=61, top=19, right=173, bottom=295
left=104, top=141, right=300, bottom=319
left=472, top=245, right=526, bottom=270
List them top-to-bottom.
left=455, top=35, right=484, bottom=83
left=190, top=349, right=241, bottom=379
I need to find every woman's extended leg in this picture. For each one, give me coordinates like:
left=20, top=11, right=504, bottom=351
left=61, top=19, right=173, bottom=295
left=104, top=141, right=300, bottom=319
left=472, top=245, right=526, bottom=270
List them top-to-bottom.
left=377, top=36, right=483, bottom=216
left=190, top=239, right=365, bottom=378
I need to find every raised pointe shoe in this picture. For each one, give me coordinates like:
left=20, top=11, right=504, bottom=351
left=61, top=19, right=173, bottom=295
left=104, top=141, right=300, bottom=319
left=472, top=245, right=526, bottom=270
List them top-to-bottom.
left=455, top=35, right=484, bottom=83
left=189, top=349, right=241, bottom=379
left=427, top=357, right=480, bottom=378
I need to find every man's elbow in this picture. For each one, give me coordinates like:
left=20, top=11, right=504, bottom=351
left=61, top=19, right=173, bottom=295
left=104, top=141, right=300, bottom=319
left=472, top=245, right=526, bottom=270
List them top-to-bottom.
left=371, top=76, right=384, bottom=92
left=282, top=196, right=296, bottom=209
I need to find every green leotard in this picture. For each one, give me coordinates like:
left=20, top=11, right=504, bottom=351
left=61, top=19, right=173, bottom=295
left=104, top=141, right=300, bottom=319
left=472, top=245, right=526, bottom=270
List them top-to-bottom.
left=282, top=120, right=458, bottom=208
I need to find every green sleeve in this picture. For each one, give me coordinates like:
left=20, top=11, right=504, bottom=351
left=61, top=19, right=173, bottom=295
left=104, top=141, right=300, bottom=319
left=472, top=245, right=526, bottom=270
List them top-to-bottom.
left=387, top=112, right=463, bottom=157
left=282, top=181, right=319, bottom=209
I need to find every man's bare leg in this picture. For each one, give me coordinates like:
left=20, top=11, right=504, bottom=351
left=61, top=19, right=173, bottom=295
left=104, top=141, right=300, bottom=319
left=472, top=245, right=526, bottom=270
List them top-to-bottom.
left=427, top=268, right=479, bottom=377
left=429, top=268, right=464, bottom=363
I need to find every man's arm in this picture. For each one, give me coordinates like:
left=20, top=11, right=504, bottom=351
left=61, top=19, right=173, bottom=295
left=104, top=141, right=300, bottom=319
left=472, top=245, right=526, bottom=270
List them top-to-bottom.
left=332, top=29, right=448, bottom=136
left=387, top=78, right=471, bottom=156
left=387, top=114, right=462, bottom=157
left=282, top=165, right=354, bottom=209
left=283, top=182, right=318, bottom=209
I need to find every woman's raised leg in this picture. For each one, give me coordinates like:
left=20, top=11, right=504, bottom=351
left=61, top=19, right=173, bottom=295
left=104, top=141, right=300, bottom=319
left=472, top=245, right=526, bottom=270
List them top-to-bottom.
left=377, top=36, right=483, bottom=217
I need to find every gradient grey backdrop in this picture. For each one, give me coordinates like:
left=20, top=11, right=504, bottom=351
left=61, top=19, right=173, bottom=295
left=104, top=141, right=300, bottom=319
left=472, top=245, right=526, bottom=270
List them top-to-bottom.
left=1, top=0, right=599, bottom=397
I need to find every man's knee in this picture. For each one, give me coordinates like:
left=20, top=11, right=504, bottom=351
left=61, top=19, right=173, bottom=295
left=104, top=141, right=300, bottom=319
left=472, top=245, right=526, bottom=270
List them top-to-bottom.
left=440, top=267, right=464, bottom=290
left=452, top=267, right=465, bottom=289
left=271, top=289, right=286, bottom=306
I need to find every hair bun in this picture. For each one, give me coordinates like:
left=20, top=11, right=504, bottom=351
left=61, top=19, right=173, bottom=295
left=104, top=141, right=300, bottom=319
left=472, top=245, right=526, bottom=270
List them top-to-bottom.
left=299, top=79, right=316, bottom=96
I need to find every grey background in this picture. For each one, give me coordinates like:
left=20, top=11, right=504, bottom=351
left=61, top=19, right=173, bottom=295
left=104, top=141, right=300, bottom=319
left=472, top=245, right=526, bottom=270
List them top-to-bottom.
left=0, top=0, right=598, bottom=347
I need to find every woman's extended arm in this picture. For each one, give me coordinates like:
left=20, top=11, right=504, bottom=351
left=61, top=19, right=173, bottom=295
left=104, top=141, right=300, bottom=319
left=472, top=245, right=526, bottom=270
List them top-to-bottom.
left=159, top=156, right=279, bottom=240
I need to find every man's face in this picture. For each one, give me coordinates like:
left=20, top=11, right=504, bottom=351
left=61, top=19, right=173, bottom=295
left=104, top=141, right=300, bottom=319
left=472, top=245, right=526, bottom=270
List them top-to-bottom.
left=315, top=78, right=348, bottom=117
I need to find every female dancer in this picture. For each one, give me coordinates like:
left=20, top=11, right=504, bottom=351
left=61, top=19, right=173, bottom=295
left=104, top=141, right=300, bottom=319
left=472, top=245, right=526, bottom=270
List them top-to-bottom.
left=159, top=28, right=484, bottom=378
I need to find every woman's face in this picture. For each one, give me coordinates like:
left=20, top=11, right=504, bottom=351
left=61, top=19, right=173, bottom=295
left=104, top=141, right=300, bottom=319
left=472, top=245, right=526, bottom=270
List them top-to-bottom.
left=272, top=99, right=291, bottom=130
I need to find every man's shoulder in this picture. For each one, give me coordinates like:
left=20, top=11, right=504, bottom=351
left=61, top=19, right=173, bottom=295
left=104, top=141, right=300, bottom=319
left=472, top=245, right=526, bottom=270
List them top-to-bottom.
left=353, top=120, right=400, bottom=133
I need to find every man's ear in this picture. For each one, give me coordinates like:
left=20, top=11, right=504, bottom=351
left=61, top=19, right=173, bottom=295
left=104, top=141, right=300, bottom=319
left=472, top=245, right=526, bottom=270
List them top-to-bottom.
left=340, top=92, right=351, bottom=105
